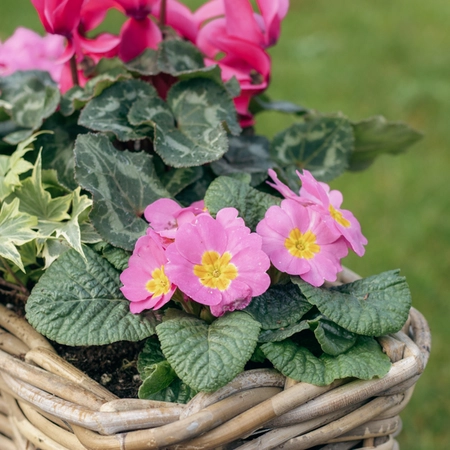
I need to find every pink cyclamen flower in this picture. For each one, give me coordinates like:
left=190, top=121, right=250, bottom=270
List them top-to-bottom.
left=195, top=0, right=289, bottom=127
left=0, top=28, right=65, bottom=82
left=297, top=170, right=368, bottom=257
left=144, top=198, right=205, bottom=242
left=256, top=199, right=348, bottom=286
left=165, top=208, right=270, bottom=316
left=120, top=232, right=176, bottom=313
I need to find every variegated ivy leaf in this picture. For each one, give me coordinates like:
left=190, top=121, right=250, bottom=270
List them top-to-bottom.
left=129, top=78, right=240, bottom=167
left=78, top=79, right=155, bottom=141
left=270, top=115, right=354, bottom=183
left=350, top=115, right=423, bottom=170
left=0, top=133, right=40, bottom=200
left=74, top=133, right=170, bottom=251
left=15, top=150, right=72, bottom=223
left=204, top=175, right=281, bottom=230
left=38, top=187, right=93, bottom=266
left=0, top=198, right=38, bottom=271
left=25, top=246, right=159, bottom=345
left=292, top=270, right=411, bottom=336
left=156, top=310, right=260, bottom=392
left=261, top=336, right=391, bottom=386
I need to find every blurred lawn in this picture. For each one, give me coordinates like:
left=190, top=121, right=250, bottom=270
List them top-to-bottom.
left=1, top=1, right=449, bottom=448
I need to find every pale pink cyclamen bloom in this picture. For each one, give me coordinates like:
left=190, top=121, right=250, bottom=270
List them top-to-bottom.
left=195, top=0, right=289, bottom=126
left=0, top=28, right=65, bottom=81
left=266, top=169, right=367, bottom=257
left=144, top=198, right=206, bottom=243
left=256, top=199, right=348, bottom=287
left=165, top=208, right=271, bottom=317
left=120, top=231, right=176, bottom=313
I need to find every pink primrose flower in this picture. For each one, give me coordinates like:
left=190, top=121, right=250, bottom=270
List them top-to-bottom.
left=195, top=0, right=289, bottom=127
left=0, top=28, right=65, bottom=81
left=266, top=168, right=302, bottom=202
left=298, top=170, right=368, bottom=256
left=144, top=198, right=205, bottom=242
left=256, top=199, right=348, bottom=286
left=165, top=208, right=270, bottom=316
left=120, top=232, right=176, bottom=313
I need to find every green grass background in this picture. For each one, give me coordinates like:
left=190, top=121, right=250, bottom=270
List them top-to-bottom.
left=1, top=1, right=449, bottom=448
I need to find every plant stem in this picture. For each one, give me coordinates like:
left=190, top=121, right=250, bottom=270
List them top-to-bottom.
left=160, top=0, right=167, bottom=27
left=69, top=54, right=79, bottom=86
left=0, top=256, right=29, bottom=296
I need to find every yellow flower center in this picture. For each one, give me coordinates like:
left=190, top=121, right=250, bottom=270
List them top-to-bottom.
left=329, top=205, right=351, bottom=228
left=285, top=228, right=320, bottom=259
left=193, top=251, right=238, bottom=291
left=145, top=266, right=171, bottom=296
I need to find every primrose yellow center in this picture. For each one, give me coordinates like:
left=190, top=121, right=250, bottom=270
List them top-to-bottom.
left=329, top=205, right=351, bottom=228
left=285, top=228, right=320, bottom=259
left=193, top=251, right=238, bottom=291
left=145, top=266, right=171, bottom=296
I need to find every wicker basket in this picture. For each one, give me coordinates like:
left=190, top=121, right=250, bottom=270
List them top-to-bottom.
left=0, top=269, right=431, bottom=450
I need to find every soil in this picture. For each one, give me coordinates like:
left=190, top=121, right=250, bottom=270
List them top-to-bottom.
left=0, top=289, right=144, bottom=399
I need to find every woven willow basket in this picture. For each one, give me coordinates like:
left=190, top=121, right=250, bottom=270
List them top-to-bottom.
left=0, top=268, right=431, bottom=450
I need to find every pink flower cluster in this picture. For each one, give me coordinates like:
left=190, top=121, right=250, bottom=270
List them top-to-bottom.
left=3, top=0, right=288, bottom=125
left=257, top=169, right=367, bottom=286
left=120, top=170, right=367, bottom=316
left=120, top=199, right=271, bottom=316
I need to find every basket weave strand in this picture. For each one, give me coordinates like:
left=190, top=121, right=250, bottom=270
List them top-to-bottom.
left=0, top=269, right=431, bottom=450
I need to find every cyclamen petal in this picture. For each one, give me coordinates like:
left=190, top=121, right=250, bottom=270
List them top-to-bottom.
left=256, top=199, right=347, bottom=286
left=165, top=208, right=270, bottom=316
left=120, top=234, right=176, bottom=313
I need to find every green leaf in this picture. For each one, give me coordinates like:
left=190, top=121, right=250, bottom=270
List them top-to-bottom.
left=156, top=40, right=205, bottom=75
left=124, top=48, right=159, bottom=75
left=60, top=68, right=132, bottom=116
left=0, top=71, right=60, bottom=143
left=78, top=79, right=155, bottom=141
left=250, top=94, right=309, bottom=116
left=37, top=113, right=87, bottom=190
left=270, top=116, right=354, bottom=182
left=350, top=116, right=423, bottom=170
left=0, top=133, right=37, bottom=200
left=74, top=133, right=169, bottom=250
left=211, top=135, right=272, bottom=186
left=15, top=150, right=72, bottom=222
left=160, top=167, right=204, bottom=196
left=204, top=176, right=281, bottom=230
left=0, top=198, right=38, bottom=271
left=97, top=243, right=131, bottom=272
left=25, top=246, right=158, bottom=345
left=292, top=270, right=412, bottom=336
left=244, top=283, right=313, bottom=330
left=156, top=311, right=261, bottom=392
left=309, top=316, right=357, bottom=356
left=258, top=321, right=310, bottom=343
left=261, top=336, right=391, bottom=386
left=137, top=339, right=177, bottom=398
left=141, top=377, right=198, bottom=404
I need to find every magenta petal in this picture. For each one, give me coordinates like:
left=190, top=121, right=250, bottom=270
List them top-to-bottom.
left=118, top=17, right=162, bottom=62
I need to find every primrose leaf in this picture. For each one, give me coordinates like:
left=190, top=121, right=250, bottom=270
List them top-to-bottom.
left=79, top=79, right=155, bottom=141
left=271, top=115, right=354, bottom=183
left=350, top=116, right=423, bottom=170
left=74, top=133, right=169, bottom=250
left=204, top=176, right=281, bottom=230
left=0, top=198, right=38, bottom=271
left=25, top=246, right=158, bottom=345
left=292, top=270, right=412, bottom=336
left=244, top=282, right=313, bottom=330
left=156, top=311, right=260, bottom=392
left=309, top=316, right=358, bottom=356
left=261, top=336, right=391, bottom=386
